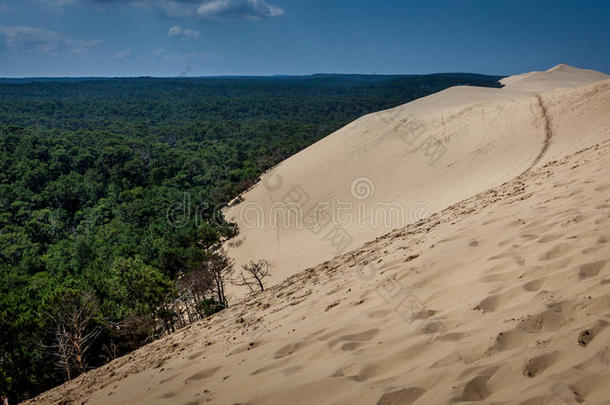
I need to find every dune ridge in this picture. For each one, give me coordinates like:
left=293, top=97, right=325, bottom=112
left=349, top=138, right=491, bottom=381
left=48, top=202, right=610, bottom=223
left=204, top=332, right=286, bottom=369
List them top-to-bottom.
left=224, top=65, right=610, bottom=296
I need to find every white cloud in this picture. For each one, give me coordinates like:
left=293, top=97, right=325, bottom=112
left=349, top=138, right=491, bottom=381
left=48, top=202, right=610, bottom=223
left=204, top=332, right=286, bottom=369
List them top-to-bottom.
left=40, top=0, right=77, bottom=6
left=90, top=0, right=283, bottom=21
left=198, top=0, right=283, bottom=20
left=158, top=1, right=201, bottom=18
left=168, top=25, right=200, bottom=39
left=0, top=26, right=101, bottom=55
left=0, top=26, right=61, bottom=53
left=72, top=39, right=103, bottom=54
left=115, top=47, right=133, bottom=59
left=153, top=48, right=166, bottom=57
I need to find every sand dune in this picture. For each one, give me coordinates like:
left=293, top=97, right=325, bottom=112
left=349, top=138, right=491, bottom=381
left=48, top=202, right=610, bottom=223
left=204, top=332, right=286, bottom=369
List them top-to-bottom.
left=224, top=65, right=609, bottom=296
left=24, top=66, right=610, bottom=404
left=26, top=125, right=610, bottom=405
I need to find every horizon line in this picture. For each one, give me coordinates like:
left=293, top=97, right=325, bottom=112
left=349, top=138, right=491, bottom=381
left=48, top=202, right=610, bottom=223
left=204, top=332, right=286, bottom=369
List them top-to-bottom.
left=0, top=71, right=507, bottom=80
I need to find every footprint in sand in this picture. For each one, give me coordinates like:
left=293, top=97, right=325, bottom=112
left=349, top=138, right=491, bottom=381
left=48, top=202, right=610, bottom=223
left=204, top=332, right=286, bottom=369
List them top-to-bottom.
left=594, top=184, right=610, bottom=192
left=594, top=216, right=610, bottom=226
left=508, top=219, right=527, bottom=227
left=537, top=234, right=563, bottom=243
left=497, top=240, right=512, bottom=248
left=538, top=243, right=573, bottom=261
left=581, top=246, right=603, bottom=255
left=487, top=251, right=526, bottom=266
left=488, top=251, right=514, bottom=260
left=578, top=260, right=609, bottom=279
left=479, top=272, right=518, bottom=283
left=523, top=278, right=546, bottom=292
left=476, top=287, right=523, bottom=313
left=475, top=294, right=502, bottom=312
left=367, top=309, right=393, bottom=319
left=492, top=309, right=569, bottom=352
left=520, top=309, right=569, bottom=333
left=578, top=320, right=609, bottom=347
left=328, top=329, right=379, bottom=349
left=492, top=329, right=529, bottom=352
left=437, top=332, right=469, bottom=342
left=273, top=341, right=309, bottom=359
left=340, top=341, right=364, bottom=351
left=187, top=350, right=205, bottom=360
left=523, top=352, right=559, bottom=378
left=250, top=357, right=291, bottom=375
left=331, top=363, right=367, bottom=379
left=280, top=365, right=303, bottom=376
left=185, top=366, right=221, bottom=382
left=160, top=372, right=182, bottom=384
left=459, top=375, right=492, bottom=401
left=376, top=387, right=425, bottom=405
left=158, top=391, right=177, bottom=399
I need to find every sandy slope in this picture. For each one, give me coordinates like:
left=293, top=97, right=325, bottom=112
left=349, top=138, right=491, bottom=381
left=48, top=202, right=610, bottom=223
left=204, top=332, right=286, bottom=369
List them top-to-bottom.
left=223, top=65, right=609, bottom=297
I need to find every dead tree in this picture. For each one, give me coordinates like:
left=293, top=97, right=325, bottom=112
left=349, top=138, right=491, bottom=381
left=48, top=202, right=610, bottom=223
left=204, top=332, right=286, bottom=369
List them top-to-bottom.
left=207, top=251, right=233, bottom=308
left=233, top=259, right=270, bottom=293
left=183, top=265, right=213, bottom=317
left=48, top=292, right=100, bottom=380
left=49, top=323, right=73, bottom=381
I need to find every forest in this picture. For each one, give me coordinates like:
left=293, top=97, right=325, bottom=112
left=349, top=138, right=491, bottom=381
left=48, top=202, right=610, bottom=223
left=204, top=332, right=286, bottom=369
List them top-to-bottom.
left=0, top=73, right=503, bottom=401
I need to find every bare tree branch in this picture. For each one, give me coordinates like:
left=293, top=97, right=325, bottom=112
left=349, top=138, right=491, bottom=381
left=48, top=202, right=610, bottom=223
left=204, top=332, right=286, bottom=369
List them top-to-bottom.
left=232, top=259, right=270, bottom=293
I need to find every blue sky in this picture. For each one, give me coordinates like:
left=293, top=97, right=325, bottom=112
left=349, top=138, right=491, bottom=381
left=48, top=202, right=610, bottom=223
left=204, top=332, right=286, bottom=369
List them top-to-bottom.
left=0, top=0, right=609, bottom=77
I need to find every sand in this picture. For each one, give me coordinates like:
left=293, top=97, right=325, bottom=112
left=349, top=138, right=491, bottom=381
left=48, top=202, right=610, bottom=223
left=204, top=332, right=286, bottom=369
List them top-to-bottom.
left=223, top=64, right=610, bottom=298
left=23, top=65, right=610, bottom=405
